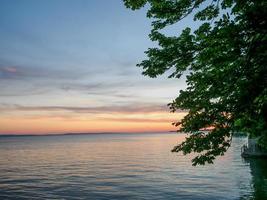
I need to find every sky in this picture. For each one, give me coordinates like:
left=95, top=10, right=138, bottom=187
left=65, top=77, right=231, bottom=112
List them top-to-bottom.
left=0, top=0, right=191, bottom=134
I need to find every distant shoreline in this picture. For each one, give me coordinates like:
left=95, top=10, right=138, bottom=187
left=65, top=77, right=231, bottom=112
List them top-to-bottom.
left=0, top=131, right=181, bottom=137
left=0, top=131, right=247, bottom=138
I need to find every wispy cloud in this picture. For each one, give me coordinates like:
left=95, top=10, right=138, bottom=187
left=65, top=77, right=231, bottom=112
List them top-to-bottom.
left=0, top=64, right=92, bottom=80
left=0, top=66, right=19, bottom=79
left=60, top=82, right=134, bottom=92
left=0, top=103, right=172, bottom=114
left=96, top=117, right=175, bottom=123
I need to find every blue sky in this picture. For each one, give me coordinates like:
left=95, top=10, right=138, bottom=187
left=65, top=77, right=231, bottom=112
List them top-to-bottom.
left=0, top=0, right=190, bottom=134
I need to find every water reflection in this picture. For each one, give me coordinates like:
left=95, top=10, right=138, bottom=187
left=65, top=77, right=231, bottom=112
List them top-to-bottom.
left=0, top=134, right=266, bottom=200
left=243, top=158, right=267, bottom=200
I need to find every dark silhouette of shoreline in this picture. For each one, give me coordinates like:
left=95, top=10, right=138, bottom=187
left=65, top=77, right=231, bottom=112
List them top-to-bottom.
left=0, top=131, right=180, bottom=137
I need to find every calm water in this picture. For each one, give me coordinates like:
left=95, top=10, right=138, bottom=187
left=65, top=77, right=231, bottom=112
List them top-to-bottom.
left=0, top=133, right=266, bottom=200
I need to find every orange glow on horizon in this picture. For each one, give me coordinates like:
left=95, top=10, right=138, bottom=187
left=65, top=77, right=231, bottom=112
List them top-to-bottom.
left=0, top=112, right=187, bottom=134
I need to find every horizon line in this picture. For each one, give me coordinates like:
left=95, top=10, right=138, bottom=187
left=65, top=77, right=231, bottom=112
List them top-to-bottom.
left=0, top=131, right=179, bottom=137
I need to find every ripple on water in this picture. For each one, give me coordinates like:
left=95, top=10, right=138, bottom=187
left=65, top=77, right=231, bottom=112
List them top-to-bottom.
left=0, top=133, right=266, bottom=200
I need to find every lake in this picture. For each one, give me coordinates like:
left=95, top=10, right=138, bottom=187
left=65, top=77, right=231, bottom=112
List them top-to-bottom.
left=0, top=133, right=266, bottom=200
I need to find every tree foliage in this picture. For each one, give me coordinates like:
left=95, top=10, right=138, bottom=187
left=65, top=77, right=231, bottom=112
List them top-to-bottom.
left=124, top=0, right=267, bottom=165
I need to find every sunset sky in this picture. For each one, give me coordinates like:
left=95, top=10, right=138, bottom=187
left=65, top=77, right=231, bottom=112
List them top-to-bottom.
left=0, top=0, right=192, bottom=134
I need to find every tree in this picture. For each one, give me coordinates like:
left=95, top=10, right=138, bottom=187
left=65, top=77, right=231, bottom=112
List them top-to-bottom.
left=124, top=0, right=267, bottom=165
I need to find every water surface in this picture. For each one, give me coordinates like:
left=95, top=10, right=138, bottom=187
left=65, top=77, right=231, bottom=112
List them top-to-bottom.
left=0, top=133, right=266, bottom=200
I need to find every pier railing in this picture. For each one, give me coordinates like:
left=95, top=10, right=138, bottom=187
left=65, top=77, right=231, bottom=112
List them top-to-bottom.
left=241, top=144, right=249, bottom=154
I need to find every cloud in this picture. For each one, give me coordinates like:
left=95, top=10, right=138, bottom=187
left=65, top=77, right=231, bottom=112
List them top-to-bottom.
left=0, top=64, right=103, bottom=96
left=0, top=64, right=138, bottom=97
left=0, top=65, right=90, bottom=80
left=0, top=66, right=19, bottom=79
left=3, top=66, right=17, bottom=73
left=59, top=82, right=138, bottom=98
left=60, top=82, right=133, bottom=92
left=60, top=83, right=103, bottom=92
left=0, top=89, right=49, bottom=97
left=0, top=103, right=174, bottom=114
left=0, top=103, right=187, bottom=126
left=7, top=113, right=182, bottom=123
left=96, top=117, right=175, bottom=123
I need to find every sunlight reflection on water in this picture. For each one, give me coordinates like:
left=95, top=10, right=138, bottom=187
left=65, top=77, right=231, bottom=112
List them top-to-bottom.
left=0, top=133, right=266, bottom=200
